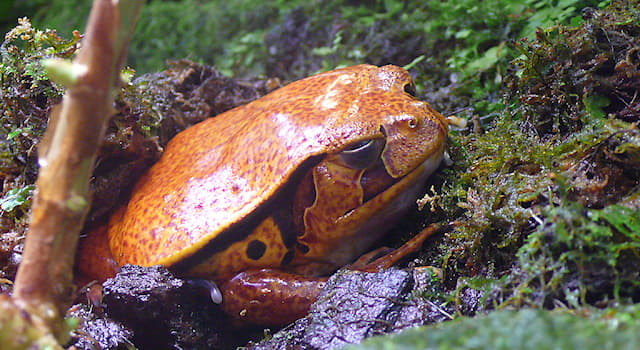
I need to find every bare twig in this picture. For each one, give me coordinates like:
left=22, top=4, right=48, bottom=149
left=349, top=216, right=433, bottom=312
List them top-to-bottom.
left=10, top=0, right=142, bottom=343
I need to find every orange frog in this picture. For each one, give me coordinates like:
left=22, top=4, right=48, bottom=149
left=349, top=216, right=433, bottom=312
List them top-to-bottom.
left=77, top=64, right=450, bottom=325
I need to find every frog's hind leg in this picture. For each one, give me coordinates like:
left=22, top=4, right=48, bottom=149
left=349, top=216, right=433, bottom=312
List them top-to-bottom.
left=75, top=223, right=121, bottom=285
left=349, top=223, right=447, bottom=272
left=217, top=224, right=446, bottom=326
left=219, top=269, right=327, bottom=326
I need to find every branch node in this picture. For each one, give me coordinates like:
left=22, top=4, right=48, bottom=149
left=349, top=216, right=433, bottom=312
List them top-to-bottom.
left=42, top=58, right=88, bottom=87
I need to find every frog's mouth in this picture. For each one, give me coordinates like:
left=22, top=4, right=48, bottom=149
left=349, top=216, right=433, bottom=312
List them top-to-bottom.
left=360, top=135, right=446, bottom=203
left=358, top=147, right=445, bottom=230
left=369, top=147, right=445, bottom=210
left=413, top=150, right=446, bottom=185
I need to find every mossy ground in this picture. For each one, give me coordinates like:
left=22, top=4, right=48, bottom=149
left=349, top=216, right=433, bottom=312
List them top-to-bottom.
left=1, top=0, right=639, bottom=347
left=434, top=1, right=640, bottom=315
left=0, top=18, right=78, bottom=280
left=349, top=307, right=640, bottom=350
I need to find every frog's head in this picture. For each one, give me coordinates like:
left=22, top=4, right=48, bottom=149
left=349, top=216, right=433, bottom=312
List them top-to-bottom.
left=283, top=64, right=450, bottom=273
left=326, top=64, right=448, bottom=179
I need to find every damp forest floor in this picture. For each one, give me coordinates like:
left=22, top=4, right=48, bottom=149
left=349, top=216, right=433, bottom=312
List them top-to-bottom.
left=1, top=0, right=640, bottom=349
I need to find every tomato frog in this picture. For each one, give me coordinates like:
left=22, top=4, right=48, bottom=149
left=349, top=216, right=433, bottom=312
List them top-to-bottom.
left=77, top=64, right=455, bottom=326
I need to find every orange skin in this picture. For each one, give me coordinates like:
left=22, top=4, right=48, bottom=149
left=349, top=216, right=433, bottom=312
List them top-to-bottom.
left=76, top=64, right=449, bottom=325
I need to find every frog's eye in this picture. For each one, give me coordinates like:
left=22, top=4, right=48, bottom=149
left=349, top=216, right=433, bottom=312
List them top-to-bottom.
left=404, top=82, right=416, bottom=97
left=339, top=138, right=385, bottom=169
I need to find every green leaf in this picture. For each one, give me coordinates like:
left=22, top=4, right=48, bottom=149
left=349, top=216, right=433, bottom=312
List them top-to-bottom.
left=455, top=29, right=472, bottom=39
left=464, top=44, right=505, bottom=74
left=402, top=55, right=425, bottom=71
left=583, top=94, right=610, bottom=119
left=7, top=127, right=31, bottom=140
left=0, top=185, right=35, bottom=212
left=588, top=205, right=640, bottom=240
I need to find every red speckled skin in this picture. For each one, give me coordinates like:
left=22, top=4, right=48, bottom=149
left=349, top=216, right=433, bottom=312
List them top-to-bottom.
left=85, top=64, right=449, bottom=325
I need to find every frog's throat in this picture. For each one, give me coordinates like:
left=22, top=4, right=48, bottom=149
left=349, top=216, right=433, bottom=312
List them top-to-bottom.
left=336, top=147, right=445, bottom=262
left=288, top=148, right=445, bottom=275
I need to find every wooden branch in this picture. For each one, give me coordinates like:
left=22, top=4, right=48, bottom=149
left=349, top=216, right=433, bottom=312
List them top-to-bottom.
left=11, top=0, right=142, bottom=343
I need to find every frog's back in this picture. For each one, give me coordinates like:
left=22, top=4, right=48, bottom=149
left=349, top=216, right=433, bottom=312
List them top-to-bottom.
left=108, top=65, right=385, bottom=268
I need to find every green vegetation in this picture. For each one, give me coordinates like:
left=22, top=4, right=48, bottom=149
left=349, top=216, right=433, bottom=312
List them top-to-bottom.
left=1, top=0, right=639, bottom=347
left=3, top=0, right=609, bottom=79
left=18, top=0, right=312, bottom=76
left=434, top=1, right=640, bottom=318
left=0, top=17, right=80, bottom=279
left=0, top=18, right=78, bottom=223
left=0, top=185, right=35, bottom=213
left=348, top=308, right=640, bottom=350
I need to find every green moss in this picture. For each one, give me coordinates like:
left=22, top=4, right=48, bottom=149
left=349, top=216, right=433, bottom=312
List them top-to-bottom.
left=30, top=0, right=308, bottom=76
left=431, top=0, right=640, bottom=315
left=507, top=0, right=640, bottom=138
left=0, top=17, right=81, bottom=278
left=0, top=18, right=79, bottom=217
left=507, top=202, right=640, bottom=306
left=347, top=308, right=640, bottom=350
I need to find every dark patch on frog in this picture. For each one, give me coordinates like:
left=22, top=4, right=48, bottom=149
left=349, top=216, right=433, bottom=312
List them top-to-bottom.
left=270, top=190, right=299, bottom=251
left=274, top=213, right=297, bottom=249
left=246, top=240, right=267, bottom=260
left=296, top=242, right=310, bottom=254
left=281, top=250, right=295, bottom=266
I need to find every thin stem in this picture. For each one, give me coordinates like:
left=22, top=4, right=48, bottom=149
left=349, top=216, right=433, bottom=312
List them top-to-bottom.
left=12, top=0, right=142, bottom=340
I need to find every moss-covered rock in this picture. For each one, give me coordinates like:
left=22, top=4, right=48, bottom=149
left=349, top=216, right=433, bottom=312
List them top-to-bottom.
left=434, top=0, right=640, bottom=315
left=348, top=308, right=640, bottom=350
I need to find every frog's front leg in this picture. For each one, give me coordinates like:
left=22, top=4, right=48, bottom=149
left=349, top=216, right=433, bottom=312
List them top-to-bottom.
left=347, top=223, right=445, bottom=273
left=219, top=269, right=327, bottom=326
